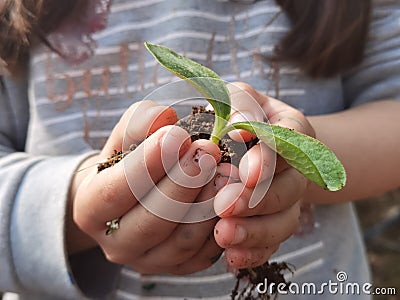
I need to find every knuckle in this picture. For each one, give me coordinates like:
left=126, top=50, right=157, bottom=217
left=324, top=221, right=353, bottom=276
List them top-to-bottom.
left=132, top=218, right=166, bottom=245
left=175, top=228, right=195, bottom=244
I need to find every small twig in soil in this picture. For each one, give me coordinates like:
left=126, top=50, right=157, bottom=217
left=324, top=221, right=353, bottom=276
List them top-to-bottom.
left=97, top=144, right=138, bottom=173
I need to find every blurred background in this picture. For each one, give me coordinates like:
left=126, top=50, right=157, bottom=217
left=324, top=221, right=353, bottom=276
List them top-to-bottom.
left=355, top=188, right=400, bottom=300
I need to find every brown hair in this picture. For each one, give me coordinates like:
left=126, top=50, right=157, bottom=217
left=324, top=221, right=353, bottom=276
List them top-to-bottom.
left=0, top=0, right=372, bottom=78
left=0, top=0, right=79, bottom=76
left=274, top=0, right=372, bottom=78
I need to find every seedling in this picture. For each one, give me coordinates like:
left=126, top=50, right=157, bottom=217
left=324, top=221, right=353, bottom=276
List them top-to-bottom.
left=144, top=42, right=346, bottom=192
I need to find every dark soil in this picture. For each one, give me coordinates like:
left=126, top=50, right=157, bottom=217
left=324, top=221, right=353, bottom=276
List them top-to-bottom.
left=97, top=106, right=254, bottom=170
left=176, top=106, right=234, bottom=164
left=97, top=148, right=131, bottom=173
left=231, top=262, right=294, bottom=300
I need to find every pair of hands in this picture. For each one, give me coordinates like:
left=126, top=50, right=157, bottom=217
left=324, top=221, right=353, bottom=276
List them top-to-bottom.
left=69, top=82, right=314, bottom=275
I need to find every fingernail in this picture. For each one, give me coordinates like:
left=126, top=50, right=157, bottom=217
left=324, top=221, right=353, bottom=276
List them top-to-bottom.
left=214, top=196, right=236, bottom=217
left=232, top=225, right=247, bottom=245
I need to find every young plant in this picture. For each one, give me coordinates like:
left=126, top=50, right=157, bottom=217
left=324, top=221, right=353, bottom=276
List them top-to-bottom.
left=145, top=42, right=346, bottom=192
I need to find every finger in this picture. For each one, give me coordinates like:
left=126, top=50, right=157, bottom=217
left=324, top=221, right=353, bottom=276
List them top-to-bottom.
left=227, top=82, right=265, bottom=142
left=227, top=82, right=315, bottom=139
left=227, top=82, right=313, bottom=136
left=228, top=82, right=265, bottom=118
left=261, top=96, right=315, bottom=137
left=103, top=100, right=178, bottom=155
left=74, top=126, right=191, bottom=233
left=130, top=139, right=221, bottom=223
left=101, top=140, right=221, bottom=258
left=238, top=142, right=275, bottom=187
left=140, top=163, right=239, bottom=266
left=181, top=163, right=240, bottom=222
left=214, top=168, right=307, bottom=218
left=214, top=201, right=301, bottom=249
left=141, top=220, right=218, bottom=267
left=130, top=235, right=223, bottom=275
left=170, top=236, right=224, bottom=275
left=225, top=244, right=280, bottom=269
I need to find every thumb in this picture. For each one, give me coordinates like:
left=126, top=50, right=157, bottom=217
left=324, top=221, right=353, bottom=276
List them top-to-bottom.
left=227, top=82, right=265, bottom=142
left=102, top=100, right=178, bottom=156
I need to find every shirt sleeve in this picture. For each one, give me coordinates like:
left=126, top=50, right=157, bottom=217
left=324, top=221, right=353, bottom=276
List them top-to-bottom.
left=342, top=0, right=400, bottom=107
left=0, top=77, right=121, bottom=299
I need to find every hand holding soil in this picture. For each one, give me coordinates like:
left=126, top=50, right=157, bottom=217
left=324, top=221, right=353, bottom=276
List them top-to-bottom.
left=67, top=42, right=346, bottom=299
left=213, top=82, right=312, bottom=269
left=68, top=86, right=313, bottom=276
left=69, top=100, right=236, bottom=274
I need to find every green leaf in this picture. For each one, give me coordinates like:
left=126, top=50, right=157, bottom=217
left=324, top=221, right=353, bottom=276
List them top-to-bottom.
left=144, top=42, right=231, bottom=143
left=145, top=42, right=346, bottom=192
left=226, top=121, right=346, bottom=191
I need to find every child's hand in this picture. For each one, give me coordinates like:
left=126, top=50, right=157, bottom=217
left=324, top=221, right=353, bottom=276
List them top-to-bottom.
left=213, top=82, right=315, bottom=269
left=70, top=101, right=233, bottom=275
